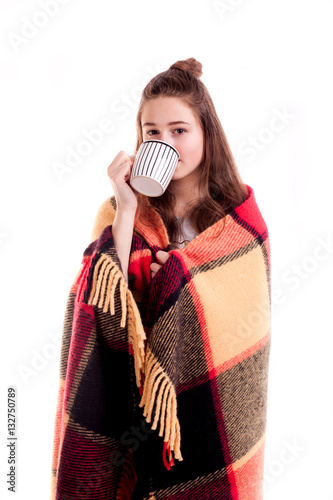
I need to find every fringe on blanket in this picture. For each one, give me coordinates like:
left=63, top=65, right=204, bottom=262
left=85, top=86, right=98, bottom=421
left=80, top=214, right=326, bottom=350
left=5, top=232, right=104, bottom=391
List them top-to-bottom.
left=81, top=253, right=183, bottom=464
left=139, top=346, right=183, bottom=462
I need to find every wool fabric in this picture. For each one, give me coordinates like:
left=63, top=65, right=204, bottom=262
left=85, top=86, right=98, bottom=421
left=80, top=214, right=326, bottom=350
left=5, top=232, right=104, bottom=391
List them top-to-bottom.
left=50, top=183, right=271, bottom=499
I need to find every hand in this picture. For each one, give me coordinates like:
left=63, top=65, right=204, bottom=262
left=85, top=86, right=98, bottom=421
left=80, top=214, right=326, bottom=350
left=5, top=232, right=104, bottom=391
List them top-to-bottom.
left=107, top=151, right=139, bottom=212
left=150, top=251, right=170, bottom=280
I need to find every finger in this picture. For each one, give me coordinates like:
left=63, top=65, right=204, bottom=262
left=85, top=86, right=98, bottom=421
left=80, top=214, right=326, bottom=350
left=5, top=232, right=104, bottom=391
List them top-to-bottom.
left=116, top=150, right=131, bottom=161
left=109, top=151, right=130, bottom=168
left=109, top=159, right=134, bottom=178
left=155, top=251, right=170, bottom=264
left=150, top=263, right=162, bottom=273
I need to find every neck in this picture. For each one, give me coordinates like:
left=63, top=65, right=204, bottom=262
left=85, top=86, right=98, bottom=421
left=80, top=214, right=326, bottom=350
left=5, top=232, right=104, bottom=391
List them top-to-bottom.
left=169, top=177, right=203, bottom=218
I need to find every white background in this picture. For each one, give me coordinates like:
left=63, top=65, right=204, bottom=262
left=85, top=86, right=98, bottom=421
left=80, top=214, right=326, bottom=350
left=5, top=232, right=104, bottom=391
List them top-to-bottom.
left=1, top=0, right=332, bottom=499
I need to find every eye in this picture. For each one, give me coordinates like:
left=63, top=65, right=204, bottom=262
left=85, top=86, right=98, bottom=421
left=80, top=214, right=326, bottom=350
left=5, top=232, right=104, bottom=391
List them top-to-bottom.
left=174, top=128, right=186, bottom=135
left=146, top=129, right=159, bottom=136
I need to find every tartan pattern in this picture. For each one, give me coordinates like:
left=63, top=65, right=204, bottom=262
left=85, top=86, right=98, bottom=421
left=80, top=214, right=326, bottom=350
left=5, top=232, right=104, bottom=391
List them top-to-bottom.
left=50, top=184, right=271, bottom=499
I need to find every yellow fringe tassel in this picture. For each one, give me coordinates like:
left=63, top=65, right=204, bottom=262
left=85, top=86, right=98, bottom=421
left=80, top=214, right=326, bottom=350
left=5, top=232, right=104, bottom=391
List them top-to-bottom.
left=85, top=253, right=146, bottom=387
left=85, top=253, right=182, bottom=461
left=127, top=291, right=146, bottom=387
left=139, top=346, right=183, bottom=461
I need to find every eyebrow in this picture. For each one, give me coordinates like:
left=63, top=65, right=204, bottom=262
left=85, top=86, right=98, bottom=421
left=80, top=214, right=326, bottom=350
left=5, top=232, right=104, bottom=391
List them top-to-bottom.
left=142, top=121, right=191, bottom=127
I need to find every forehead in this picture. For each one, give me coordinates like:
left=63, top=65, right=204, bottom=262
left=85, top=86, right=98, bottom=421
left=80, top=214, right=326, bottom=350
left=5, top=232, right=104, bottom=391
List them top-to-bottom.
left=141, top=96, right=198, bottom=124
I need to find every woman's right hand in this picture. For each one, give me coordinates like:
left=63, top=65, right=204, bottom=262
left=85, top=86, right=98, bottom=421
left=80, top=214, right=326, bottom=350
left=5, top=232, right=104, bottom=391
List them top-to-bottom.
left=107, top=151, right=139, bottom=212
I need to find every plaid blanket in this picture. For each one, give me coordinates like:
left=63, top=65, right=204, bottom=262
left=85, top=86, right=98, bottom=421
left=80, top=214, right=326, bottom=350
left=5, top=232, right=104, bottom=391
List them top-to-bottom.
left=50, top=184, right=271, bottom=499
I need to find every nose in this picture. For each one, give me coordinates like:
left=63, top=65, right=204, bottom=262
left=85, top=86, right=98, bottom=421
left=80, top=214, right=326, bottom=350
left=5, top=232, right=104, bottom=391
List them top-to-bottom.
left=159, top=131, right=174, bottom=147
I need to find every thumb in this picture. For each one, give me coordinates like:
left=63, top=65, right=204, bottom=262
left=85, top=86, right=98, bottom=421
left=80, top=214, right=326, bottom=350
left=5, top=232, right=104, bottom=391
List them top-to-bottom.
left=156, top=250, right=170, bottom=264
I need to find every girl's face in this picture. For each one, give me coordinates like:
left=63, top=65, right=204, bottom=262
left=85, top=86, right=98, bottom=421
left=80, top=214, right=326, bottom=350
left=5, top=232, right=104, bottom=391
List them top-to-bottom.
left=141, top=96, right=204, bottom=186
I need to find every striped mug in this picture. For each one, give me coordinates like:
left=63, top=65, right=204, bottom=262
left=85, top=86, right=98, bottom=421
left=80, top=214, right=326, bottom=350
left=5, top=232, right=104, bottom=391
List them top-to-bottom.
left=130, top=140, right=180, bottom=197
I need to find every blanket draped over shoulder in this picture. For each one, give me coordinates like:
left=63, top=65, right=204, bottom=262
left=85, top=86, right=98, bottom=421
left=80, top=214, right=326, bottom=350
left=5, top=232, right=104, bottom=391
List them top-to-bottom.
left=50, top=184, right=271, bottom=500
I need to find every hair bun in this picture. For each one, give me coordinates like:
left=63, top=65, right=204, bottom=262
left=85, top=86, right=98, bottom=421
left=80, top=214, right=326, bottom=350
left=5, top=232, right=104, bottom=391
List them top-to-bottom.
left=169, top=57, right=203, bottom=78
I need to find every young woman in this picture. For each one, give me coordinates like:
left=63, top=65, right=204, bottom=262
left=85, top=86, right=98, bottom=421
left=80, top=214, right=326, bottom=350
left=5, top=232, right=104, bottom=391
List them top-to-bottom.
left=51, top=58, right=271, bottom=500
left=108, top=58, right=248, bottom=284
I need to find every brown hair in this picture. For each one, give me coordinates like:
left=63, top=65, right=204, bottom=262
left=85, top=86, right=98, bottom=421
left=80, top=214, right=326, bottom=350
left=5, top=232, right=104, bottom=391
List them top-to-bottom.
left=134, top=57, right=248, bottom=246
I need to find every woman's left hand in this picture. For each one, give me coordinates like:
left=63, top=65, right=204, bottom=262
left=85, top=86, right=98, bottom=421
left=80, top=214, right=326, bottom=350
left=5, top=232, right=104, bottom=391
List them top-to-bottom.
left=150, top=251, right=170, bottom=279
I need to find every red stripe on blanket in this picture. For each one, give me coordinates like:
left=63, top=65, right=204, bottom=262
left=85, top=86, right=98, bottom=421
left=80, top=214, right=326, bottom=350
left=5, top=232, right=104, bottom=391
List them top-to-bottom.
left=235, top=185, right=267, bottom=236
left=128, top=249, right=151, bottom=294
left=187, top=278, right=239, bottom=499
left=63, top=301, right=96, bottom=409
left=216, top=328, right=271, bottom=375
left=51, top=383, right=65, bottom=472
left=56, top=425, right=121, bottom=498
left=233, top=441, right=266, bottom=499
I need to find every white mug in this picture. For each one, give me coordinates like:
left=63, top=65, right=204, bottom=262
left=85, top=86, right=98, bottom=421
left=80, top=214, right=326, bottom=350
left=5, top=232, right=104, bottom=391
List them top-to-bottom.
left=130, top=140, right=180, bottom=197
